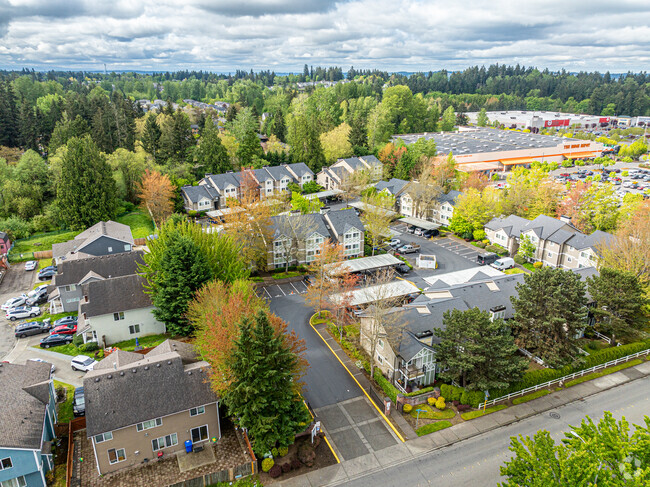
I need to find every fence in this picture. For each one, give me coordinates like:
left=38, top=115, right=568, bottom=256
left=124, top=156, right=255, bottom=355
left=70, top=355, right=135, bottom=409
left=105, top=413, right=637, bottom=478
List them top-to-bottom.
left=8, top=249, right=53, bottom=262
left=594, top=330, right=612, bottom=344
left=479, top=347, right=650, bottom=408
left=397, top=389, right=440, bottom=409
left=65, top=417, right=87, bottom=487
left=167, top=462, right=256, bottom=487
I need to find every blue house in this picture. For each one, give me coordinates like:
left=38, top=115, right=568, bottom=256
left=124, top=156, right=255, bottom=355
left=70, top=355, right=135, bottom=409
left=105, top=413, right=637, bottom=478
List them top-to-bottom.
left=0, top=361, right=57, bottom=487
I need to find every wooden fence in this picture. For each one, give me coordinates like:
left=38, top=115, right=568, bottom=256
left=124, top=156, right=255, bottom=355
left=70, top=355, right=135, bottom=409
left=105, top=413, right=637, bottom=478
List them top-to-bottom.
left=134, top=237, right=147, bottom=246
left=65, top=417, right=87, bottom=487
left=167, top=462, right=256, bottom=487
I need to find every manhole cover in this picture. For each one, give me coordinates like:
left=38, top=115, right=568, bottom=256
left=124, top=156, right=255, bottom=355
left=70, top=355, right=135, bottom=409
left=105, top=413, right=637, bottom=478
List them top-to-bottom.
left=549, top=412, right=560, bottom=419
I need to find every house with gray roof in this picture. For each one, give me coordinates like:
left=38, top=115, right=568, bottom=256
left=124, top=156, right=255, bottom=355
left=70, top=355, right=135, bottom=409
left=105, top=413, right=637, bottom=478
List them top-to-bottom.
left=316, top=156, right=384, bottom=191
left=323, top=208, right=364, bottom=258
left=52, top=221, right=135, bottom=265
left=48, top=251, right=144, bottom=314
left=78, top=274, right=165, bottom=347
left=84, top=340, right=219, bottom=475
left=0, top=360, right=57, bottom=487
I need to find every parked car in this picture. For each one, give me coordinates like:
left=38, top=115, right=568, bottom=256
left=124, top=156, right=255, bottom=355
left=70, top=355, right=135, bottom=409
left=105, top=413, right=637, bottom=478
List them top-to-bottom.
left=406, top=225, right=416, bottom=234
left=414, top=227, right=425, bottom=236
left=422, top=229, right=439, bottom=238
left=389, top=238, right=401, bottom=248
left=397, top=244, right=421, bottom=254
left=477, top=252, right=499, bottom=266
left=490, top=257, right=516, bottom=271
left=24, top=260, right=38, bottom=271
left=395, top=263, right=411, bottom=274
left=39, top=265, right=57, bottom=273
left=37, top=268, right=57, bottom=281
left=27, top=284, right=48, bottom=298
left=26, top=288, right=48, bottom=306
left=1, top=296, right=26, bottom=311
left=6, top=306, right=41, bottom=321
left=53, top=315, right=78, bottom=328
left=15, top=320, right=51, bottom=338
left=51, top=323, right=77, bottom=335
left=39, top=334, right=73, bottom=348
left=71, top=355, right=97, bottom=372
left=28, top=358, right=56, bottom=373
left=73, top=387, right=85, bottom=417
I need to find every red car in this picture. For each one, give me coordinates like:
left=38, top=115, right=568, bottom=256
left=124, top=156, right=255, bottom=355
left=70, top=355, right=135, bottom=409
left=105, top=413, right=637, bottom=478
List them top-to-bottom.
left=51, top=324, right=77, bottom=335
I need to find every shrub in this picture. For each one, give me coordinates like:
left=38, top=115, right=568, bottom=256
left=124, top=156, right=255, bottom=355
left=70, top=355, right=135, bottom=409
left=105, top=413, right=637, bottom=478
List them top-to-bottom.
left=473, top=229, right=486, bottom=241
left=474, top=241, right=487, bottom=249
left=486, top=244, right=508, bottom=256
left=514, top=255, right=525, bottom=265
left=533, top=261, right=543, bottom=269
left=72, top=334, right=84, bottom=347
left=84, top=342, right=99, bottom=352
left=78, top=344, right=86, bottom=352
left=372, top=371, right=398, bottom=403
left=55, top=384, right=66, bottom=402
left=440, top=384, right=451, bottom=400
left=404, top=386, right=436, bottom=397
left=460, top=390, right=485, bottom=408
left=427, top=397, right=436, bottom=406
left=435, top=397, right=446, bottom=410
left=452, top=400, right=460, bottom=407
left=403, top=404, right=413, bottom=413
left=457, top=404, right=471, bottom=412
left=298, top=443, right=316, bottom=467
left=278, top=446, right=289, bottom=457
left=271, top=447, right=279, bottom=457
left=261, top=458, right=274, bottom=472
left=290, top=458, right=302, bottom=470
left=281, top=463, right=291, bottom=473
left=268, top=465, right=282, bottom=478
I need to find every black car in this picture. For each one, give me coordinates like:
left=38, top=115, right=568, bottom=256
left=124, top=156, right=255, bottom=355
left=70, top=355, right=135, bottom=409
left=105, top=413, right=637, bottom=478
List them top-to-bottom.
left=422, top=229, right=440, bottom=238
left=477, top=252, right=499, bottom=265
left=395, top=263, right=411, bottom=274
left=37, top=268, right=57, bottom=281
left=26, top=288, right=48, bottom=306
left=53, top=315, right=78, bottom=328
left=15, top=320, right=51, bottom=338
left=39, top=333, right=73, bottom=348
left=73, top=387, right=85, bottom=417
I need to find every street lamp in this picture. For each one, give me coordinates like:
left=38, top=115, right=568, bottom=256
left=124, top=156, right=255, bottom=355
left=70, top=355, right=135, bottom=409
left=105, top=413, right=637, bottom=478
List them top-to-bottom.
left=568, top=431, right=603, bottom=484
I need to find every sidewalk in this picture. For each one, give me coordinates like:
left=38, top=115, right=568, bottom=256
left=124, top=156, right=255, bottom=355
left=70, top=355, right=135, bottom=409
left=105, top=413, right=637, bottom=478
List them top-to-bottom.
left=277, top=359, right=650, bottom=487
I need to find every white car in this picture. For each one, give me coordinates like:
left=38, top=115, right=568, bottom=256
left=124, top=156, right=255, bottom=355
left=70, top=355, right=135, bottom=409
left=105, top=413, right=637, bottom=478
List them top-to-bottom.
left=414, top=228, right=424, bottom=236
left=389, top=238, right=401, bottom=248
left=24, top=261, right=38, bottom=271
left=26, top=285, right=48, bottom=299
left=1, top=296, right=26, bottom=311
left=6, top=306, right=41, bottom=321
left=71, top=355, right=98, bottom=372
left=28, top=358, right=56, bottom=372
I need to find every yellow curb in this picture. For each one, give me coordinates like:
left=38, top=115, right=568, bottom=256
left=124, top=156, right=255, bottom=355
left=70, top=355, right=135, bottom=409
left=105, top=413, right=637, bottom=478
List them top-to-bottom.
left=308, top=316, right=406, bottom=443
left=323, top=435, right=340, bottom=464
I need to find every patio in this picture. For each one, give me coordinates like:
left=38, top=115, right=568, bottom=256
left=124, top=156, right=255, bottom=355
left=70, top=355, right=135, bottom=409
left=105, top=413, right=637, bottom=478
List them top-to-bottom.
left=74, top=419, right=254, bottom=487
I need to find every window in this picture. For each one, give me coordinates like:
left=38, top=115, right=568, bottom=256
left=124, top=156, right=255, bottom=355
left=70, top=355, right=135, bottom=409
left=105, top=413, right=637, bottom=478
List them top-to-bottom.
left=124, top=244, right=131, bottom=251
left=107, top=247, right=113, bottom=252
left=547, top=251, right=553, bottom=258
left=580, top=251, right=590, bottom=259
left=567, top=257, right=573, bottom=263
left=64, top=285, right=76, bottom=292
left=113, top=312, right=124, bottom=321
left=129, top=324, right=141, bottom=335
left=378, top=339, right=384, bottom=350
left=376, top=353, right=384, bottom=365
left=190, top=406, right=205, bottom=416
left=136, top=417, right=162, bottom=431
left=191, top=425, right=209, bottom=443
left=94, top=432, right=113, bottom=443
left=152, top=433, right=178, bottom=451
left=107, top=448, right=126, bottom=465
left=0, top=458, right=12, bottom=470
left=0, top=477, right=26, bottom=487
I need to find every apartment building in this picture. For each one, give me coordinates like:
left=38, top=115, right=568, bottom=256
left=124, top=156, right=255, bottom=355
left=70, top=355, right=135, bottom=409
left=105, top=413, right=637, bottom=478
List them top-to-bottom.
left=317, top=156, right=383, bottom=190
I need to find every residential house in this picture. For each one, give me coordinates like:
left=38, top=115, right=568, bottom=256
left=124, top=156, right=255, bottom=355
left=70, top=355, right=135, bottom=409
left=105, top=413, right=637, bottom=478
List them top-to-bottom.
left=317, top=156, right=383, bottom=190
left=268, top=208, right=364, bottom=269
left=484, top=214, right=614, bottom=269
left=52, top=221, right=135, bottom=265
left=0, top=231, right=10, bottom=255
left=47, top=252, right=144, bottom=314
left=78, top=274, right=165, bottom=346
left=84, top=340, right=220, bottom=475
left=0, top=360, right=57, bottom=487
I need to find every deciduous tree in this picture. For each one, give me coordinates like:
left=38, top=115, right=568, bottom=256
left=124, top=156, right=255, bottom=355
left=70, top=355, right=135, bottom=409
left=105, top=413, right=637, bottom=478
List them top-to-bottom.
left=137, top=169, right=174, bottom=227
left=290, top=191, right=323, bottom=214
left=361, top=191, right=395, bottom=255
left=304, top=242, right=345, bottom=318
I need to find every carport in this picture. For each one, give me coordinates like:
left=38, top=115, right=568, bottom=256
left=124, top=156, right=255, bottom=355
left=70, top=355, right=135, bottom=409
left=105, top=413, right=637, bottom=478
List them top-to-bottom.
left=305, top=189, right=344, bottom=200
left=348, top=201, right=399, bottom=218
left=399, top=217, right=441, bottom=231
left=326, top=254, right=402, bottom=275
left=331, top=280, right=420, bottom=307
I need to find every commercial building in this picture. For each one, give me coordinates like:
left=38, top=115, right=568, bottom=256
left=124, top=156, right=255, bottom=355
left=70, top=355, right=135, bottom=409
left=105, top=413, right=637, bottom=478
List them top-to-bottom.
left=466, top=111, right=612, bottom=131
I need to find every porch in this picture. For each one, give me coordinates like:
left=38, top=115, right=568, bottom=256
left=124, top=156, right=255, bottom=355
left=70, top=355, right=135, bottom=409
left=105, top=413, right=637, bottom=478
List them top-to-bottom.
left=394, top=348, right=436, bottom=394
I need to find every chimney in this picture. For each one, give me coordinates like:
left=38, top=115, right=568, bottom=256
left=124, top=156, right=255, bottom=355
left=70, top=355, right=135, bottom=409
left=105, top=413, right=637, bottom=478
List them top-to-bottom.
left=320, top=206, right=330, bottom=214
left=559, top=215, right=572, bottom=224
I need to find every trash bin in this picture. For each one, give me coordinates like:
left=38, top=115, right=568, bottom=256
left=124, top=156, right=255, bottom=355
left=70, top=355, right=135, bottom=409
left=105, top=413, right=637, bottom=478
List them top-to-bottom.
left=184, top=440, right=193, bottom=453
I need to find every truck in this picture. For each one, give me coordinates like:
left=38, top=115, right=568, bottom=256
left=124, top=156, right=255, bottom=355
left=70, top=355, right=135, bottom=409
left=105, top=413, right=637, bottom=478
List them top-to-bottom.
left=397, top=244, right=421, bottom=254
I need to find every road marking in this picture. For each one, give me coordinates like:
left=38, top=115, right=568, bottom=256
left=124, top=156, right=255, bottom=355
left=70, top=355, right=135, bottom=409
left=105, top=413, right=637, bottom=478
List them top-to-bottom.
left=290, top=282, right=301, bottom=295
left=276, top=284, right=286, bottom=296
left=263, top=287, right=272, bottom=299
left=307, top=317, right=405, bottom=443
left=323, top=435, right=340, bottom=464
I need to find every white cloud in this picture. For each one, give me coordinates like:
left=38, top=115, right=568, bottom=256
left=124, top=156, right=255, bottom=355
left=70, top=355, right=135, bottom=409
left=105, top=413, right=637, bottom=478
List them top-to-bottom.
left=0, top=0, right=648, bottom=71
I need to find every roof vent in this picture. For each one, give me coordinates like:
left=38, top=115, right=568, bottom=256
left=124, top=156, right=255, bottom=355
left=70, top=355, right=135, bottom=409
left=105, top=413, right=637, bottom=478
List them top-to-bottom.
left=167, top=361, right=172, bottom=365
left=156, top=363, right=161, bottom=368
left=144, top=366, right=149, bottom=370
left=132, top=368, right=137, bottom=373
left=120, top=371, right=125, bottom=376
left=188, top=371, right=192, bottom=375
left=107, top=374, right=112, bottom=379
left=95, top=378, right=100, bottom=382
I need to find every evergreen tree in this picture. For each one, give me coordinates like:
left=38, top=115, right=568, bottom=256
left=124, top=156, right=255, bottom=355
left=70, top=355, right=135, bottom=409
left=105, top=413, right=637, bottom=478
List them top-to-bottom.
left=0, top=80, right=19, bottom=147
left=18, top=101, right=39, bottom=151
left=225, top=104, right=238, bottom=123
left=231, top=107, right=263, bottom=166
left=477, top=108, right=489, bottom=127
left=159, top=109, right=194, bottom=165
left=270, top=109, right=286, bottom=142
left=348, top=112, right=368, bottom=150
left=49, top=114, right=90, bottom=154
left=141, top=114, right=162, bottom=162
left=288, top=114, right=326, bottom=172
left=194, top=124, right=231, bottom=176
left=55, top=135, right=118, bottom=230
left=149, top=234, right=212, bottom=336
left=510, top=267, right=588, bottom=368
left=587, top=268, right=648, bottom=342
left=434, top=308, right=527, bottom=391
left=223, top=310, right=311, bottom=455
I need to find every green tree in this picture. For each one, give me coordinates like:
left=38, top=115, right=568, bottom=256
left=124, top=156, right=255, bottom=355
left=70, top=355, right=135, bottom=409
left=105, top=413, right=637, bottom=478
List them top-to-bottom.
left=440, top=106, right=456, bottom=131
left=230, top=107, right=263, bottom=167
left=477, top=108, right=489, bottom=127
left=159, top=109, right=194, bottom=165
left=287, top=111, right=326, bottom=172
left=348, top=112, right=368, bottom=151
left=49, top=114, right=90, bottom=154
left=140, top=114, right=162, bottom=162
left=320, top=122, right=352, bottom=163
left=194, top=123, right=231, bottom=176
left=55, top=136, right=118, bottom=230
left=106, top=149, right=147, bottom=204
left=290, top=191, right=323, bottom=214
left=361, top=191, right=395, bottom=255
left=517, top=235, right=536, bottom=261
left=510, top=267, right=588, bottom=368
left=587, top=268, right=648, bottom=342
left=434, top=308, right=527, bottom=391
left=223, top=310, right=311, bottom=455
left=500, top=412, right=650, bottom=487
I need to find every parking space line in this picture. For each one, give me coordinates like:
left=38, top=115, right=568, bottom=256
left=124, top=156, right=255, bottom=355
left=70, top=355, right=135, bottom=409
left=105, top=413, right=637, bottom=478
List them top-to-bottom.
left=290, top=282, right=301, bottom=295
left=275, top=284, right=286, bottom=297
left=263, top=287, right=272, bottom=299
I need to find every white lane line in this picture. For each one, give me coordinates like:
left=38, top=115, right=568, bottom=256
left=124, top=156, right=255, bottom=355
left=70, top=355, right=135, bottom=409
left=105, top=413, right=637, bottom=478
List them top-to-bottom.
left=290, top=282, right=301, bottom=295
left=276, top=284, right=286, bottom=296
left=264, top=287, right=273, bottom=299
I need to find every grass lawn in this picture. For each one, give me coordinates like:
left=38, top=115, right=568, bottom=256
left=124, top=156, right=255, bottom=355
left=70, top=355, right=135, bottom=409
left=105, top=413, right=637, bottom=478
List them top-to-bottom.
left=116, top=210, right=155, bottom=239
left=11, top=230, right=79, bottom=256
left=38, top=258, right=53, bottom=270
left=522, top=263, right=539, bottom=272
left=504, top=268, right=525, bottom=275
left=271, top=271, right=303, bottom=279
left=111, top=333, right=170, bottom=351
left=38, top=343, right=100, bottom=359
left=564, top=359, right=643, bottom=388
left=54, top=380, right=75, bottom=423
left=512, top=389, right=551, bottom=405
left=409, top=404, right=455, bottom=420
left=461, top=404, right=508, bottom=420
left=416, top=420, right=452, bottom=436
left=51, top=464, right=66, bottom=487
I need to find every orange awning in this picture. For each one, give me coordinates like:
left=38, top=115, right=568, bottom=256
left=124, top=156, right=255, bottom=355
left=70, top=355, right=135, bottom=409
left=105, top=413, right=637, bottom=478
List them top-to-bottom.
left=563, top=151, right=600, bottom=159
left=500, top=157, right=540, bottom=166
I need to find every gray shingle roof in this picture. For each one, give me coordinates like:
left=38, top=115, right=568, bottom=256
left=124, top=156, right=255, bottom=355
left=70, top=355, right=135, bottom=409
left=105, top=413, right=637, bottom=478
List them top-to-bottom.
left=359, top=155, right=382, bottom=167
left=340, top=157, right=365, bottom=170
left=285, top=162, right=314, bottom=178
left=264, top=165, right=293, bottom=181
left=206, top=172, right=240, bottom=191
left=375, top=178, right=409, bottom=195
left=182, top=184, right=219, bottom=204
left=439, top=190, right=462, bottom=206
left=324, top=208, right=364, bottom=237
left=270, top=213, right=331, bottom=241
left=522, top=214, right=574, bottom=241
left=484, top=215, right=529, bottom=237
left=52, top=221, right=134, bottom=260
left=566, top=230, right=614, bottom=251
left=0, top=231, right=8, bottom=243
left=53, top=251, right=144, bottom=287
left=80, top=274, right=152, bottom=318
left=84, top=342, right=218, bottom=437
left=0, top=361, right=52, bottom=449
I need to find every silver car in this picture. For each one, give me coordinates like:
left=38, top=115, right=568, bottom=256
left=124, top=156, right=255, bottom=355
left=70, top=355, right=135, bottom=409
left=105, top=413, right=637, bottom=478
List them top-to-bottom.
left=1, top=296, right=26, bottom=311
left=6, top=306, right=42, bottom=321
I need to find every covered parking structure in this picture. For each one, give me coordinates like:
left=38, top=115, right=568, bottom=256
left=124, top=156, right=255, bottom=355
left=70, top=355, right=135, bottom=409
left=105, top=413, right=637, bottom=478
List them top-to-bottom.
left=305, top=189, right=344, bottom=200
left=348, top=201, right=399, bottom=219
left=399, top=217, right=441, bottom=231
left=326, top=254, right=402, bottom=275
left=331, top=280, right=420, bottom=307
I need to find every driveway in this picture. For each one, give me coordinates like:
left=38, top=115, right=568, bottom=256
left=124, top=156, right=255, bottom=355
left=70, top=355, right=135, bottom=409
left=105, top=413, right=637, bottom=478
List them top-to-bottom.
left=0, top=263, right=38, bottom=359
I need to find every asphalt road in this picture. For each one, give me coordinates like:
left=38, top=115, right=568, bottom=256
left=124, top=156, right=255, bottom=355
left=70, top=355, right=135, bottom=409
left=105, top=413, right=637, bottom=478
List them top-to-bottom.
left=0, top=263, right=37, bottom=359
left=269, top=294, right=361, bottom=409
left=340, top=373, right=650, bottom=487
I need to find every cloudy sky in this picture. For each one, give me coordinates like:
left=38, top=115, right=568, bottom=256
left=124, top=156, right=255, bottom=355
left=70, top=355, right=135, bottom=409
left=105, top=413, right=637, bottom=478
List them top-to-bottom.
left=1, top=0, right=649, bottom=73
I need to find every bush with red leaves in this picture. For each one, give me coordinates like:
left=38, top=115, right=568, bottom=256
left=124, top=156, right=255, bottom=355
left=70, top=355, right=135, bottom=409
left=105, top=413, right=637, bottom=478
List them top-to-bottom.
left=452, top=400, right=460, bottom=407
left=457, top=404, right=471, bottom=412
left=290, top=458, right=302, bottom=470
left=281, top=463, right=291, bottom=473
left=269, top=465, right=282, bottom=478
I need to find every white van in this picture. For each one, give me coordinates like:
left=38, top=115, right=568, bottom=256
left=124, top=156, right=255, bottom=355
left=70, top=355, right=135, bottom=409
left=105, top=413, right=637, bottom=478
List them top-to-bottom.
left=490, top=257, right=515, bottom=271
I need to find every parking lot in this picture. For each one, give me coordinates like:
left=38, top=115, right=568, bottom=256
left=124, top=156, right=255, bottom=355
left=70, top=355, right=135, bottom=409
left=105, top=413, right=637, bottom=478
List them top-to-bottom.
left=0, top=263, right=37, bottom=359
left=255, top=279, right=309, bottom=299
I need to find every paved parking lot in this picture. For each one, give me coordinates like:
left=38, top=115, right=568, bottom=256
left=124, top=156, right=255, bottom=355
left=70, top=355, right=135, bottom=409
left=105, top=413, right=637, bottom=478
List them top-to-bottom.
left=428, top=236, right=485, bottom=263
left=0, top=263, right=37, bottom=359
left=256, top=279, right=308, bottom=299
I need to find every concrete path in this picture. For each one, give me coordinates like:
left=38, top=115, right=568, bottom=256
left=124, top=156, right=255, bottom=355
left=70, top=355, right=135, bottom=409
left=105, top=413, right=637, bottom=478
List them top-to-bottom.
left=276, top=359, right=650, bottom=487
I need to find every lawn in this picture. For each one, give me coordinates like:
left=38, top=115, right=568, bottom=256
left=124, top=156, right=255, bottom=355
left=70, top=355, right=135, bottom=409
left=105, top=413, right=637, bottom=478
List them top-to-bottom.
left=116, top=210, right=155, bottom=239
left=11, top=230, right=80, bottom=256
left=38, top=258, right=53, bottom=270
left=522, top=263, right=538, bottom=272
left=504, top=268, right=525, bottom=275
left=271, top=271, right=303, bottom=279
left=41, top=310, right=77, bottom=324
left=111, top=333, right=170, bottom=351
left=38, top=342, right=101, bottom=359
left=564, top=359, right=643, bottom=388
left=54, top=380, right=75, bottom=423
left=512, top=389, right=551, bottom=405
left=409, top=404, right=455, bottom=420
left=461, top=404, right=508, bottom=420
left=416, top=420, right=452, bottom=436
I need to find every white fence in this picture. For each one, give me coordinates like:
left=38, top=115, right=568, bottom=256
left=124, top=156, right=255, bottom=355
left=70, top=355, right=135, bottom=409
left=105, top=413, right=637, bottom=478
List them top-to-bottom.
left=593, top=330, right=612, bottom=344
left=479, top=347, right=650, bottom=408
left=519, top=347, right=545, bottom=366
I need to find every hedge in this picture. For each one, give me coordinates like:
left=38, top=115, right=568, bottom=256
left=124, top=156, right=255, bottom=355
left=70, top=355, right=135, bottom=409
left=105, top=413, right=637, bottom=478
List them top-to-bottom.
left=485, top=244, right=509, bottom=256
left=440, top=384, right=464, bottom=402
left=404, top=386, right=436, bottom=397
left=460, top=390, right=486, bottom=408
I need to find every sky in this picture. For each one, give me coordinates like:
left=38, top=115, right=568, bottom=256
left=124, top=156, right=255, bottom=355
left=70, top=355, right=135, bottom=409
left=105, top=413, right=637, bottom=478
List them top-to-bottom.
left=1, top=0, right=649, bottom=73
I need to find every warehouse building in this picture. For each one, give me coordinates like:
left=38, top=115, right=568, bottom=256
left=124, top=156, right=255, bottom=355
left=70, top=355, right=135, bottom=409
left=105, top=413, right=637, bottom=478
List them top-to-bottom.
left=466, top=111, right=612, bottom=130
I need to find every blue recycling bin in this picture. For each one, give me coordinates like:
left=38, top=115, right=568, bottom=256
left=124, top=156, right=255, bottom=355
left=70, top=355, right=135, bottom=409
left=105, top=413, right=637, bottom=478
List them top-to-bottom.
left=184, top=440, right=193, bottom=453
